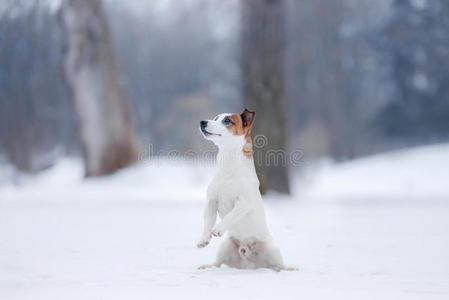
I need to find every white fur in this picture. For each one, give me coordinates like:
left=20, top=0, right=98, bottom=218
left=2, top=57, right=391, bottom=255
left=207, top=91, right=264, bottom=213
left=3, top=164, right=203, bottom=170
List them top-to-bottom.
left=197, top=113, right=295, bottom=272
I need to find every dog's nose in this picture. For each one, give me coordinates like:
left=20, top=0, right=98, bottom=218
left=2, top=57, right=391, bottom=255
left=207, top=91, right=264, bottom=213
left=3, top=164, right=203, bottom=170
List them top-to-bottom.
left=200, top=120, right=208, bottom=129
left=240, top=248, right=246, bottom=255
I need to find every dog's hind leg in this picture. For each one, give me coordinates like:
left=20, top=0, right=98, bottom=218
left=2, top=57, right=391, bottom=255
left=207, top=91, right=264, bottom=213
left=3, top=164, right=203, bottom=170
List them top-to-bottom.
left=198, top=237, right=241, bottom=270
left=216, top=237, right=242, bottom=268
left=254, top=243, right=298, bottom=272
left=266, top=245, right=286, bottom=271
left=198, top=263, right=219, bottom=270
left=281, top=266, right=299, bottom=271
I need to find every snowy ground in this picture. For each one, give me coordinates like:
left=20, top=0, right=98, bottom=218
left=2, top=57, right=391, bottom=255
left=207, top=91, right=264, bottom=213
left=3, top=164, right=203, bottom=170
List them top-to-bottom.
left=1, top=144, right=449, bottom=300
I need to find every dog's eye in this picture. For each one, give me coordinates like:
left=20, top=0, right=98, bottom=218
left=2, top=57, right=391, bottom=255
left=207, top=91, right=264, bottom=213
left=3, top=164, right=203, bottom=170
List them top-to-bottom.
left=224, top=117, right=231, bottom=125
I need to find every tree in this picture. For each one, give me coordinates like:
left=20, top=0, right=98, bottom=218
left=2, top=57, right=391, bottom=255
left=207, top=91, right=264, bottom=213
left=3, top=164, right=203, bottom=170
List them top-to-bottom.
left=0, top=0, right=72, bottom=172
left=60, top=0, right=138, bottom=177
left=241, top=0, right=290, bottom=194
left=379, top=0, right=449, bottom=142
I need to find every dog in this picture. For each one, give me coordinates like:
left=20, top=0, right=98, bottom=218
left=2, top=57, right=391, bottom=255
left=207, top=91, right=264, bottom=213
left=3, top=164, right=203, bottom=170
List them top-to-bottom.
left=197, top=108, right=296, bottom=272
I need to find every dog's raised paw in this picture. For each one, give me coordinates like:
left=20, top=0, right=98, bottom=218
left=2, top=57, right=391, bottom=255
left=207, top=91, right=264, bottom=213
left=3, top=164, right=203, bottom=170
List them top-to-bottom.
left=211, top=226, right=224, bottom=237
left=211, top=231, right=222, bottom=237
left=197, top=240, right=209, bottom=248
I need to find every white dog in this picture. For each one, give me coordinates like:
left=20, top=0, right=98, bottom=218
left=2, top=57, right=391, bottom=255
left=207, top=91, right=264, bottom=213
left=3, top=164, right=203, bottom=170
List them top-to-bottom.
left=197, top=108, right=295, bottom=271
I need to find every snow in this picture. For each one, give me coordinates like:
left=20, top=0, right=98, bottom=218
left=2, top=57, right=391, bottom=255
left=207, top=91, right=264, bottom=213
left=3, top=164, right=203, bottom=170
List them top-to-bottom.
left=298, top=143, right=449, bottom=200
left=1, top=144, right=449, bottom=299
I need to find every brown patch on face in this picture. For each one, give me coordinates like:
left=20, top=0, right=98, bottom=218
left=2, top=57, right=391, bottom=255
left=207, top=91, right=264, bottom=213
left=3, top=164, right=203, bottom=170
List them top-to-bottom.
left=224, top=109, right=255, bottom=159
left=227, top=114, right=245, bottom=136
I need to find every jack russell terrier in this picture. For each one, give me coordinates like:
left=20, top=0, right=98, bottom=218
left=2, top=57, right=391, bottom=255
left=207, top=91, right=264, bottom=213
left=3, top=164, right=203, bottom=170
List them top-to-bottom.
left=197, top=108, right=295, bottom=271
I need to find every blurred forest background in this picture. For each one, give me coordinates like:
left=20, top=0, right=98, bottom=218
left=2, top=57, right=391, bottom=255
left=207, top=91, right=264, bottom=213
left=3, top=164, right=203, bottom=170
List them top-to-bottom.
left=1, top=0, right=448, bottom=193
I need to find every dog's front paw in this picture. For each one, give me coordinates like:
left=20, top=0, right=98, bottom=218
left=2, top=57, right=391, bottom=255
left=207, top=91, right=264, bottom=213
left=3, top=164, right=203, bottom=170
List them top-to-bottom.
left=211, top=226, right=225, bottom=237
left=197, top=235, right=211, bottom=248
left=197, top=239, right=210, bottom=248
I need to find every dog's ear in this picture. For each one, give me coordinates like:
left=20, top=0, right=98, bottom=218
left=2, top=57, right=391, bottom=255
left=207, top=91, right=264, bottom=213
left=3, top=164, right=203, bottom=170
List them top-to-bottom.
left=240, top=108, right=255, bottom=128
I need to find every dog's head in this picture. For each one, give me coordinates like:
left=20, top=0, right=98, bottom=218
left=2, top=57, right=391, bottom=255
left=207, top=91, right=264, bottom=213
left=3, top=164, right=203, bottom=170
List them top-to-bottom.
left=199, top=108, right=255, bottom=150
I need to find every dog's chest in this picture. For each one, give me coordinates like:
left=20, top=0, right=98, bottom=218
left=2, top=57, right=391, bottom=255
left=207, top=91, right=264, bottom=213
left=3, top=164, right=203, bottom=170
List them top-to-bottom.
left=210, top=180, right=239, bottom=218
left=217, top=194, right=236, bottom=218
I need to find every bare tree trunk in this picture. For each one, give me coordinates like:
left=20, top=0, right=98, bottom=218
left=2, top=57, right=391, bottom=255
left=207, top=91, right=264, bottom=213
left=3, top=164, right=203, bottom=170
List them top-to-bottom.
left=60, top=0, right=138, bottom=177
left=241, top=0, right=290, bottom=195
